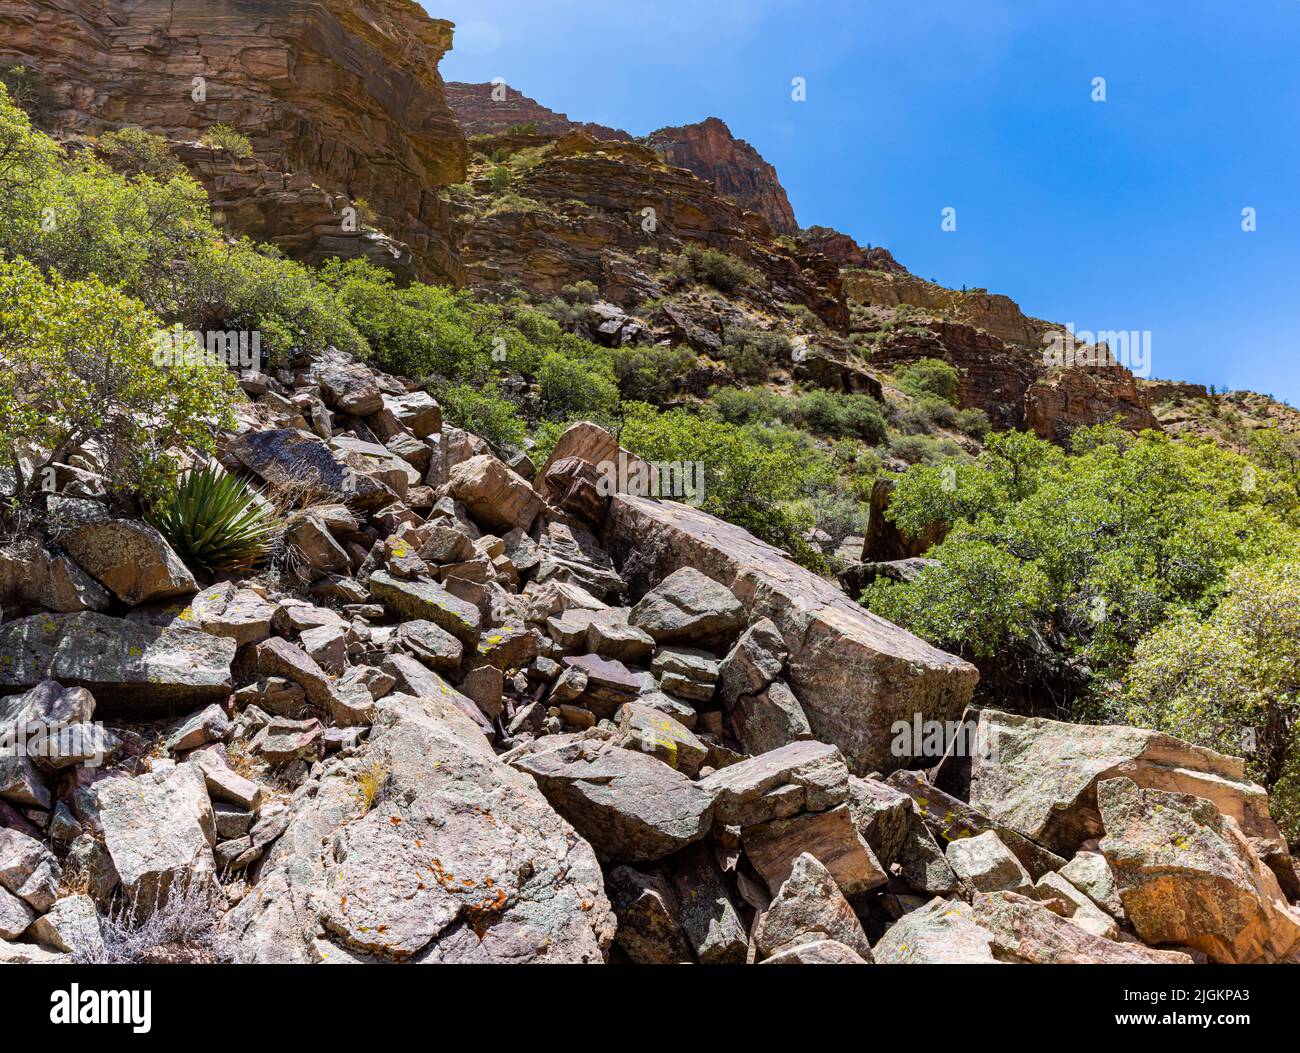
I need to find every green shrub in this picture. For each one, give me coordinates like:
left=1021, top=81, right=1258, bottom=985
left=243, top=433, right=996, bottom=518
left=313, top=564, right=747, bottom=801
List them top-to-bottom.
left=0, top=64, right=54, bottom=122
left=0, top=88, right=359, bottom=364
left=201, top=124, right=253, bottom=159
left=96, top=127, right=186, bottom=181
left=489, top=165, right=512, bottom=192
left=666, top=245, right=763, bottom=293
left=0, top=256, right=239, bottom=509
left=720, top=326, right=790, bottom=382
left=608, top=344, right=696, bottom=405
left=536, top=349, right=619, bottom=421
left=894, top=357, right=961, bottom=403
left=440, top=383, right=527, bottom=452
left=709, top=386, right=785, bottom=426
left=791, top=389, right=888, bottom=443
left=618, top=402, right=833, bottom=567
left=954, top=406, right=991, bottom=438
left=868, top=426, right=1300, bottom=708
left=149, top=464, right=277, bottom=575
left=1121, top=560, right=1300, bottom=842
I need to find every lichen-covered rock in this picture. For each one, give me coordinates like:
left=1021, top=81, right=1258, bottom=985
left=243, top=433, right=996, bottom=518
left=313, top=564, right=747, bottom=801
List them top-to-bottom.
left=442, top=455, right=543, bottom=534
left=606, top=495, right=978, bottom=775
left=55, top=509, right=196, bottom=606
left=628, top=567, right=745, bottom=646
left=368, top=570, right=482, bottom=644
left=0, top=613, right=234, bottom=714
left=223, top=693, right=614, bottom=963
left=969, top=710, right=1285, bottom=858
left=510, top=737, right=713, bottom=863
left=700, top=740, right=849, bottom=828
left=95, top=763, right=216, bottom=916
left=1098, top=777, right=1300, bottom=963
left=945, top=830, right=1033, bottom=895
left=753, top=853, right=873, bottom=962
left=606, top=865, right=692, bottom=964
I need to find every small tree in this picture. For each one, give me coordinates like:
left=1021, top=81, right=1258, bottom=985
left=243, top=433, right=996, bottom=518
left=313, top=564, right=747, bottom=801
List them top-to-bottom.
left=0, top=257, right=239, bottom=514
left=1122, top=560, right=1300, bottom=843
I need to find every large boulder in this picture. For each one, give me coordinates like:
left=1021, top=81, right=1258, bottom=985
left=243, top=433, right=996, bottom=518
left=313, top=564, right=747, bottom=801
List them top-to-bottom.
left=443, top=455, right=543, bottom=534
left=605, top=495, right=978, bottom=774
left=54, top=507, right=196, bottom=606
left=628, top=567, right=746, bottom=646
left=368, top=570, right=482, bottom=644
left=0, top=613, right=234, bottom=714
left=223, top=693, right=615, bottom=963
left=969, top=710, right=1285, bottom=858
left=509, top=737, right=714, bottom=863
left=699, top=740, right=849, bottom=827
left=95, top=763, right=216, bottom=916
left=1098, top=777, right=1300, bottom=963
left=753, top=853, right=874, bottom=962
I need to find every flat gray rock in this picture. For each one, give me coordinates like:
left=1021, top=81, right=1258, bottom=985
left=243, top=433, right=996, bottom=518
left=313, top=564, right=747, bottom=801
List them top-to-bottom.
left=510, top=738, right=713, bottom=863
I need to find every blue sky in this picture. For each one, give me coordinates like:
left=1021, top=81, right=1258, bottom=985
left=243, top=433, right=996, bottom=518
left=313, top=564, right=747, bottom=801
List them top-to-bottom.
left=429, top=0, right=1299, bottom=404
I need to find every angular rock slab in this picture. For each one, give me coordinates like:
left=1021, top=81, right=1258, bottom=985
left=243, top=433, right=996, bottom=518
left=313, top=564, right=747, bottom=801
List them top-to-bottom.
left=605, top=495, right=978, bottom=774
left=55, top=511, right=196, bottom=606
left=369, top=570, right=482, bottom=645
left=0, top=613, right=235, bottom=714
left=223, top=693, right=614, bottom=963
left=969, top=709, right=1284, bottom=858
left=510, top=738, right=713, bottom=863
left=95, top=763, right=216, bottom=916
left=1098, top=777, right=1300, bottom=964
left=753, top=852, right=874, bottom=962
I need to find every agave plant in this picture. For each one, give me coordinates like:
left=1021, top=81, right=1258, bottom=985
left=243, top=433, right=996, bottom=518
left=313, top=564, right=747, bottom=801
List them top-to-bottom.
left=150, top=463, right=278, bottom=575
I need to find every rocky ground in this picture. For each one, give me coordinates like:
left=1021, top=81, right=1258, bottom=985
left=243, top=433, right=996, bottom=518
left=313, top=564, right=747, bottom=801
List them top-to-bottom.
left=1, top=0, right=1297, bottom=968
left=1, top=346, right=1297, bottom=965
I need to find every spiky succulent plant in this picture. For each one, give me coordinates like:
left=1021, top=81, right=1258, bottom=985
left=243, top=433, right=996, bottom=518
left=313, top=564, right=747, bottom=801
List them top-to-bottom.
left=150, top=463, right=277, bottom=575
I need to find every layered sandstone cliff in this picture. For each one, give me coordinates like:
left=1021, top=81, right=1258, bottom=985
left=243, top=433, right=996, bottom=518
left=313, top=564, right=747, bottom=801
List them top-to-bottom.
left=0, top=0, right=468, bottom=281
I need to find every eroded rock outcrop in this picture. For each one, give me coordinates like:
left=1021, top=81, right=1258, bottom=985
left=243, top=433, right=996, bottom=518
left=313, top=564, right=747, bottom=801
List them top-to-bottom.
left=0, top=0, right=467, bottom=281
left=605, top=494, right=979, bottom=775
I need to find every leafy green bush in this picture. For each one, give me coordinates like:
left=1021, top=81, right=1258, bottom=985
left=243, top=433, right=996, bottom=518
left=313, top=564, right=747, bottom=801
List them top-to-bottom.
left=0, top=64, right=54, bottom=122
left=0, top=88, right=360, bottom=365
left=201, top=124, right=253, bottom=159
left=96, top=127, right=186, bottom=181
left=489, top=165, right=512, bottom=192
left=665, top=245, right=763, bottom=294
left=0, top=256, right=239, bottom=509
left=719, top=326, right=790, bottom=382
left=607, top=344, right=696, bottom=405
left=537, top=349, right=619, bottom=421
left=894, top=357, right=961, bottom=403
left=439, top=383, right=528, bottom=452
left=709, top=386, right=785, bottom=426
left=790, top=389, right=887, bottom=443
left=618, top=402, right=833, bottom=567
left=954, top=406, right=991, bottom=439
left=865, top=426, right=1300, bottom=709
left=150, top=464, right=277, bottom=575
left=1121, top=560, right=1300, bottom=842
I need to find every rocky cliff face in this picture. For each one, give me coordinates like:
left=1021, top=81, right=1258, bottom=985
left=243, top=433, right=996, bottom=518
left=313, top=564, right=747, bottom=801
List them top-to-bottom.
left=0, top=0, right=467, bottom=282
left=444, top=81, right=632, bottom=141
left=444, top=88, right=800, bottom=236
left=644, top=117, right=799, bottom=235
left=454, top=130, right=847, bottom=330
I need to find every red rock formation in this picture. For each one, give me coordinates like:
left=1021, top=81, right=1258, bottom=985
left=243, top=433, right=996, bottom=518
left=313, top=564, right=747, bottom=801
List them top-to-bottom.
left=0, top=0, right=467, bottom=282
left=444, top=81, right=632, bottom=141
left=645, top=117, right=798, bottom=235
left=799, top=226, right=907, bottom=273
